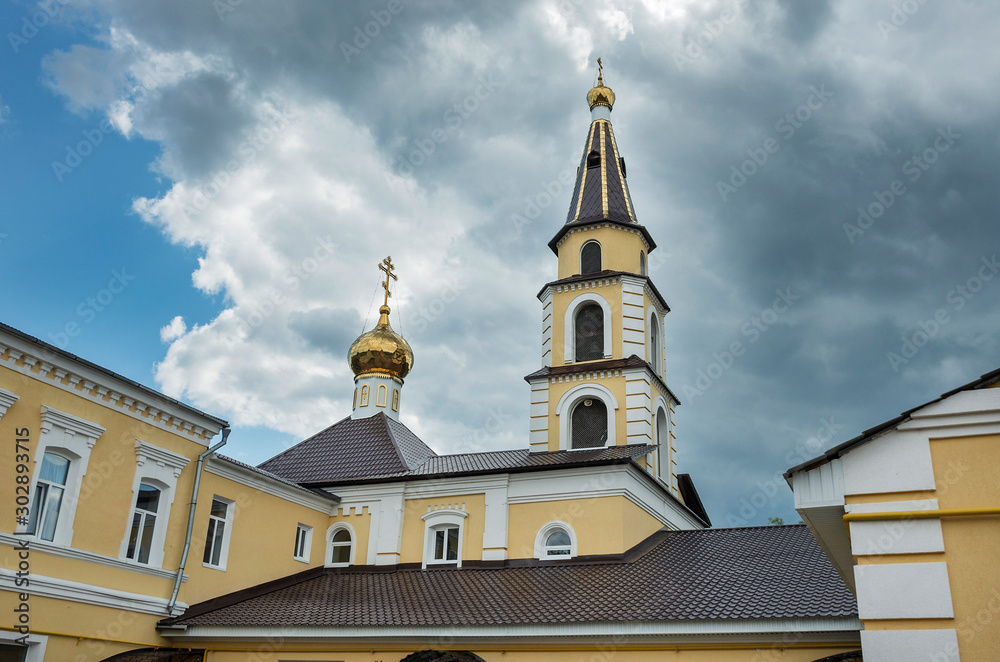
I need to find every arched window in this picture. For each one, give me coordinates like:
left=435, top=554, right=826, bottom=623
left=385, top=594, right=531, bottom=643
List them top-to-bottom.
left=580, top=241, right=601, bottom=275
left=640, top=251, right=646, bottom=276
left=575, top=304, right=604, bottom=362
left=649, top=313, right=660, bottom=375
left=377, top=384, right=387, bottom=407
left=360, top=385, right=369, bottom=406
left=391, top=389, right=399, bottom=411
left=571, top=397, right=608, bottom=449
left=656, top=407, right=669, bottom=480
left=28, top=451, right=70, bottom=541
left=126, top=482, right=161, bottom=564
left=534, top=521, right=578, bottom=560
left=330, top=528, right=353, bottom=565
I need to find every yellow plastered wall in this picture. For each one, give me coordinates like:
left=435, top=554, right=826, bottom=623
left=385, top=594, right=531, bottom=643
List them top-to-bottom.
left=556, top=225, right=648, bottom=280
left=545, top=375, right=628, bottom=452
left=845, top=433, right=1000, bottom=660
left=177, top=471, right=335, bottom=605
left=399, top=494, right=486, bottom=564
left=507, top=496, right=662, bottom=558
left=325, top=505, right=372, bottom=567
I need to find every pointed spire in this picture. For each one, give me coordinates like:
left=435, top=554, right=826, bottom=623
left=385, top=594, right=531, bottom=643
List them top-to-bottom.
left=548, top=61, right=656, bottom=255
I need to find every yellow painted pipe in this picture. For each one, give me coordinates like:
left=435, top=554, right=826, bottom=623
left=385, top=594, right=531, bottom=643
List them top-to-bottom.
left=844, top=506, right=1000, bottom=522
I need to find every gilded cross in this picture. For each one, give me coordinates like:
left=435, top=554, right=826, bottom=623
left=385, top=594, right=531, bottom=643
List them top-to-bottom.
left=597, top=57, right=603, bottom=84
left=379, top=256, right=397, bottom=307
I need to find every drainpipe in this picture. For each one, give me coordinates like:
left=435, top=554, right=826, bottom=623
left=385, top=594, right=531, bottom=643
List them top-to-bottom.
left=167, top=427, right=230, bottom=615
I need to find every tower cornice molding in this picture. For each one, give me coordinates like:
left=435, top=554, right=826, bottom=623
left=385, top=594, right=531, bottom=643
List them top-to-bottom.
left=549, top=219, right=655, bottom=255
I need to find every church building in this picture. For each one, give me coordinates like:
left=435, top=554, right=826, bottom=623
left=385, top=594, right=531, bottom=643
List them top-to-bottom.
left=1, top=66, right=871, bottom=661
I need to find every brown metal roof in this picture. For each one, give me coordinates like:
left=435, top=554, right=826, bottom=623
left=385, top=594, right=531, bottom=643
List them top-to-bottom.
left=257, top=412, right=436, bottom=484
left=163, top=525, right=856, bottom=629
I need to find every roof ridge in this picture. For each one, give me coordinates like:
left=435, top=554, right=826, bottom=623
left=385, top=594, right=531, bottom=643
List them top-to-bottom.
left=379, top=412, right=412, bottom=470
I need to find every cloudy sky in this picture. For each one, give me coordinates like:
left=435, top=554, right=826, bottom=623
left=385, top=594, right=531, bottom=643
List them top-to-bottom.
left=3, top=0, right=999, bottom=526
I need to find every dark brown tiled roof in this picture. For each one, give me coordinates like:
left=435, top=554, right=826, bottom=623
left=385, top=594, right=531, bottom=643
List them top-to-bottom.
left=524, top=355, right=681, bottom=405
left=785, top=365, right=1000, bottom=478
left=257, top=413, right=436, bottom=484
left=311, top=444, right=656, bottom=486
left=164, top=525, right=856, bottom=628
left=102, top=650, right=204, bottom=661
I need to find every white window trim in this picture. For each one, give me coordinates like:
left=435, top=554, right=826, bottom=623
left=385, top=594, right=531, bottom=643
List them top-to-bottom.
left=579, top=239, right=602, bottom=274
left=563, top=292, right=613, bottom=363
left=648, top=309, right=662, bottom=376
left=555, top=383, right=619, bottom=451
left=0, top=386, right=19, bottom=420
left=653, top=400, right=670, bottom=483
left=20, top=406, right=104, bottom=546
left=119, top=439, right=190, bottom=569
left=203, top=496, right=235, bottom=570
left=421, top=507, right=467, bottom=569
left=325, top=521, right=357, bottom=568
left=534, top=521, right=578, bottom=560
left=294, top=523, right=313, bottom=563
left=0, top=628, right=46, bottom=662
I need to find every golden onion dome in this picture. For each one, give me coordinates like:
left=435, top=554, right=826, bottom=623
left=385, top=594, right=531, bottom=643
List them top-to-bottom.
left=587, top=61, right=615, bottom=112
left=348, top=305, right=414, bottom=381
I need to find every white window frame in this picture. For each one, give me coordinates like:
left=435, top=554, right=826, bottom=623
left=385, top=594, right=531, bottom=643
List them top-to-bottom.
left=639, top=251, right=646, bottom=276
left=563, top=292, right=613, bottom=363
left=648, top=308, right=662, bottom=376
left=554, top=383, right=619, bottom=451
left=654, top=400, right=670, bottom=482
left=20, top=406, right=104, bottom=546
left=119, top=439, right=190, bottom=568
left=26, top=451, right=71, bottom=543
left=123, top=479, right=167, bottom=565
left=203, top=496, right=235, bottom=570
left=421, top=507, right=468, bottom=569
left=534, top=521, right=579, bottom=560
left=325, top=522, right=357, bottom=568
left=294, top=523, right=313, bottom=563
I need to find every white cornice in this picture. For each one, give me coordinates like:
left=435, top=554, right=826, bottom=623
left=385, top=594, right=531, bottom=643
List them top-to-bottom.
left=538, top=276, right=619, bottom=302
left=0, top=332, right=224, bottom=444
left=0, top=386, right=18, bottom=419
left=40, top=405, right=105, bottom=443
left=136, top=438, right=191, bottom=477
left=204, top=457, right=338, bottom=514
left=0, top=532, right=186, bottom=582
left=0, top=567, right=187, bottom=617
left=163, top=617, right=862, bottom=641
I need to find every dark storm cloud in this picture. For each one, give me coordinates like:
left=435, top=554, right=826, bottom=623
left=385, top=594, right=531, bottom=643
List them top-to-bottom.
left=42, top=0, right=1000, bottom=524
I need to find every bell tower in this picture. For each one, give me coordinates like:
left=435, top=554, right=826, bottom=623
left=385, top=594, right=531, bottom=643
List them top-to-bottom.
left=525, top=61, right=681, bottom=494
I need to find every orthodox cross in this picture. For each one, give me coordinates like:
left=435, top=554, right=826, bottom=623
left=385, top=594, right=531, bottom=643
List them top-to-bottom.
left=597, top=57, right=603, bottom=84
left=379, top=256, right=397, bottom=307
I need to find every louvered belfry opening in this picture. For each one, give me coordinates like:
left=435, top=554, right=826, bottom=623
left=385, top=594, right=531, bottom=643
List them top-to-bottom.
left=581, top=241, right=601, bottom=274
left=575, top=304, right=604, bottom=361
left=571, top=398, right=608, bottom=449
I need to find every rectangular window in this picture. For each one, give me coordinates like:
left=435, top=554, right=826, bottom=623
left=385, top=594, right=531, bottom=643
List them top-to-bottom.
left=27, top=452, right=70, bottom=541
left=125, top=483, right=161, bottom=564
left=203, top=497, right=233, bottom=569
left=293, top=524, right=312, bottom=562
left=433, top=526, right=459, bottom=562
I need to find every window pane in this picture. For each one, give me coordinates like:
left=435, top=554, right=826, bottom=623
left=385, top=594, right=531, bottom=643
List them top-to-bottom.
left=581, top=242, right=601, bottom=275
left=575, top=304, right=604, bottom=361
left=571, top=398, right=608, bottom=449
left=40, top=453, right=70, bottom=484
left=26, top=483, right=47, bottom=535
left=135, top=484, right=161, bottom=513
left=39, top=485, right=64, bottom=542
left=210, top=499, right=228, bottom=518
left=127, top=512, right=143, bottom=559
left=137, top=514, right=156, bottom=564
left=203, top=520, right=218, bottom=564
left=210, top=521, right=225, bottom=565
left=446, top=527, right=459, bottom=561
left=333, top=529, right=351, bottom=544
left=434, top=529, right=445, bottom=559
left=546, top=530, right=571, bottom=547
left=332, top=543, right=351, bottom=564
